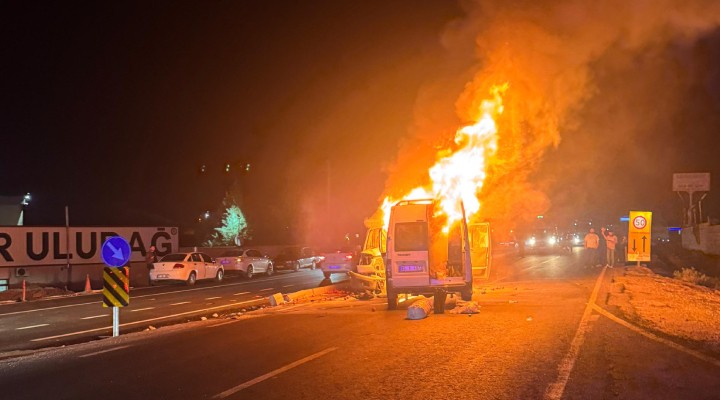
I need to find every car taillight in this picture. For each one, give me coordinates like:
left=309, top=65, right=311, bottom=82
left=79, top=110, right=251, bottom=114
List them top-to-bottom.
left=173, top=263, right=185, bottom=269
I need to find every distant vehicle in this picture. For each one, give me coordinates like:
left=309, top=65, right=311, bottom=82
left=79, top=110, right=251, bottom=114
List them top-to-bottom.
left=521, top=227, right=562, bottom=254
left=567, top=233, right=584, bottom=247
left=273, top=246, right=319, bottom=271
left=319, top=247, right=356, bottom=279
left=214, top=248, right=273, bottom=279
left=150, top=252, right=224, bottom=286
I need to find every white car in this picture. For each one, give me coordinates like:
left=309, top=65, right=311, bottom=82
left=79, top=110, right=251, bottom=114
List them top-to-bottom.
left=215, top=248, right=274, bottom=279
left=320, top=249, right=355, bottom=279
left=150, top=252, right=224, bottom=286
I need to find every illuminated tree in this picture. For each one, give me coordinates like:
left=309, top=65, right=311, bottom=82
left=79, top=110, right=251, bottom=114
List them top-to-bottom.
left=204, top=181, right=252, bottom=247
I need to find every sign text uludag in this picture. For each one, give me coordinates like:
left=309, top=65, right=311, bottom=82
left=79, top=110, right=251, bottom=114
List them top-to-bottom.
left=673, top=172, right=710, bottom=192
left=0, top=227, right=177, bottom=267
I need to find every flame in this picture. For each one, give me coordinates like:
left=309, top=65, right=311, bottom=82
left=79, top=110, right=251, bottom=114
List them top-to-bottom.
left=379, top=83, right=508, bottom=231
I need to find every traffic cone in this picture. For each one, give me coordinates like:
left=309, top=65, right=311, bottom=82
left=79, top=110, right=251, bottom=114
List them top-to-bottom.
left=84, top=274, right=92, bottom=293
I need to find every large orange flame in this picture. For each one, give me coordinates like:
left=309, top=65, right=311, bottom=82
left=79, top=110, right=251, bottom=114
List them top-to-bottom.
left=379, top=83, right=508, bottom=230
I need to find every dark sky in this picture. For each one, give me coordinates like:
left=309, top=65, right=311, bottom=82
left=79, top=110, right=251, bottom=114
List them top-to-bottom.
left=2, top=1, right=720, bottom=245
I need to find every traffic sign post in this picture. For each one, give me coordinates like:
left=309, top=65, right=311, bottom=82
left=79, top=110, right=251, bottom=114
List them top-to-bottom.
left=627, top=211, right=652, bottom=265
left=101, top=237, right=132, bottom=337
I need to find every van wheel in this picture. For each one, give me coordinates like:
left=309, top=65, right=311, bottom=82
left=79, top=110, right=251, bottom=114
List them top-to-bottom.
left=293, top=261, right=300, bottom=272
left=266, top=263, right=274, bottom=276
left=461, top=283, right=473, bottom=301
left=387, top=290, right=398, bottom=310
left=461, top=290, right=472, bottom=301
left=433, top=291, right=447, bottom=314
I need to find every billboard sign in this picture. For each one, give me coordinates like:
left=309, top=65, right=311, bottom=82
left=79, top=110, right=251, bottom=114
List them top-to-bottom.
left=673, top=172, right=710, bottom=192
left=0, top=227, right=177, bottom=267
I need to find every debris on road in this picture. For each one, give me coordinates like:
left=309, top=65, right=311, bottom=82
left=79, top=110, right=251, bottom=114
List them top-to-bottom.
left=269, top=293, right=285, bottom=306
left=407, top=296, right=433, bottom=320
left=449, top=301, right=481, bottom=314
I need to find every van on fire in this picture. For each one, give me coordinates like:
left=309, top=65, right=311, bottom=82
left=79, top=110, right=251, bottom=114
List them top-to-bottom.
left=385, top=199, right=476, bottom=313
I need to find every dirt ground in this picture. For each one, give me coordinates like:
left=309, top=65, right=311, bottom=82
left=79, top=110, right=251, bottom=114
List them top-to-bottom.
left=606, top=265, right=720, bottom=356
left=0, top=285, right=76, bottom=303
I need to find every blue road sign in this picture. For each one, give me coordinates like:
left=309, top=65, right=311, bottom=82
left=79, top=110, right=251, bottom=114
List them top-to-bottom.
left=101, top=236, right=131, bottom=267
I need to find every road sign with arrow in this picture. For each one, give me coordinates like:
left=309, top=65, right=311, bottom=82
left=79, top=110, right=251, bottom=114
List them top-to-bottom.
left=628, top=211, right=652, bottom=263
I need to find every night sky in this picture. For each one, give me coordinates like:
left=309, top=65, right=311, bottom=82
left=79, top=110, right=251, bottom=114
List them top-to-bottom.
left=3, top=1, right=720, bottom=245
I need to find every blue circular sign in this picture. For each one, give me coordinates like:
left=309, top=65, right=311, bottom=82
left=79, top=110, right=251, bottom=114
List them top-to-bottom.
left=101, top=236, right=131, bottom=267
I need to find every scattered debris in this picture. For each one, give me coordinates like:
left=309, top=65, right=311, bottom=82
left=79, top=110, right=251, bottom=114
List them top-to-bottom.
left=269, top=293, right=285, bottom=306
left=407, top=296, right=433, bottom=320
left=509, top=300, right=518, bottom=304
left=449, top=301, right=481, bottom=314
left=212, top=313, right=219, bottom=318
left=200, top=316, right=207, bottom=321
left=526, top=316, right=533, bottom=322
left=147, top=325, right=156, bottom=331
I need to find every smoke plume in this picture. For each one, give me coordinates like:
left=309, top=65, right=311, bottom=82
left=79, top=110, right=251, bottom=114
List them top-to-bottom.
left=378, top=0, right=720, bottom=232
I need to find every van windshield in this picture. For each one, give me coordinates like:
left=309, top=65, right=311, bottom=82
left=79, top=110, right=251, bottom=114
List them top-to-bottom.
left=394, top=222, right=428, bottom=251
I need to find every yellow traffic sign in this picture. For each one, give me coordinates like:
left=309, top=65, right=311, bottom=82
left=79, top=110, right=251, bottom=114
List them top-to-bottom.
left=627, top=211, right=652, bottom=262
left=103, top=266, right=130, bottom=307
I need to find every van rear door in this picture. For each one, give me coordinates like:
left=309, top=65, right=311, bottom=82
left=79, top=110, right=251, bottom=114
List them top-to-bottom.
left=388, top=202, right=431, bottom=288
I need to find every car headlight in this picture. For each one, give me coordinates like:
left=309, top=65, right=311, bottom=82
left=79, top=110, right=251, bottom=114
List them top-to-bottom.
left=548, top=237, right=557, bottom=245
left=527, top=238, right=536, bottom=246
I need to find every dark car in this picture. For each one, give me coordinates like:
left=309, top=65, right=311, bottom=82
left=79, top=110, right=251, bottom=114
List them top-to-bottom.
left=520, top=228, right=562, bottom=254
left=272, top=246, right=319, bottom=271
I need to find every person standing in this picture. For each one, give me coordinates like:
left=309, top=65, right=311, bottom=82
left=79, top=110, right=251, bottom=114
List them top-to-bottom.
left=583, top=228, right=600, bottom=267
left=601, top=228, right=618, bottom=267
left=145, top=245, right=158, bottom=283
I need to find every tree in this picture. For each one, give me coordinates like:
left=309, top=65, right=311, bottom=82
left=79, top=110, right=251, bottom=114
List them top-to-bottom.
left=204, top=202, right=251, bottom=247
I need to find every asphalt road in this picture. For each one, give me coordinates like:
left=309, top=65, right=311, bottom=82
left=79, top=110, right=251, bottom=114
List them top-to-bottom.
left=1, top=247, right=718, bottom=400
left=0, top=268, right=344, bottom=353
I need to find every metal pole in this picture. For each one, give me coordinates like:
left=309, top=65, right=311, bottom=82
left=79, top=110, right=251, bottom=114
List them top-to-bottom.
left=65, top=206, right=71, bottom=288
left=113, top=307, right=119, bottom=337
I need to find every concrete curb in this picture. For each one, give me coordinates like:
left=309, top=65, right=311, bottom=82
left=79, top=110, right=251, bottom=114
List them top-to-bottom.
left=284, top=282, right=350, bottom=302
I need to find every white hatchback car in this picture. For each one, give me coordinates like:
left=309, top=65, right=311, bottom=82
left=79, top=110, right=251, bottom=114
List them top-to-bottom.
left=215, top=248, right=273, bottom=279
left=150, top=252, right=224, bottom=286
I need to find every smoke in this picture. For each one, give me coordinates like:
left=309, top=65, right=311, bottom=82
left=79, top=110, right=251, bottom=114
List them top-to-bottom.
left=378, top=0, right=720, bottom=230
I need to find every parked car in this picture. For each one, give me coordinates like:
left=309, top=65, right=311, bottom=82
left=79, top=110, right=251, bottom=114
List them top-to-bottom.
left=273, top=246, right=319, bottom=271
left=214, top=248, right=273, bottom=279
left=320, top=248, right=356, bottom=279
left=150, top=252, right=224, bottom=286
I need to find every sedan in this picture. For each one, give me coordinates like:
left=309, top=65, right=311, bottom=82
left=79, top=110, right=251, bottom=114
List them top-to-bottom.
left=215, top=248, right=274, bottom=279
left=150, top=252, right=224, bottom=286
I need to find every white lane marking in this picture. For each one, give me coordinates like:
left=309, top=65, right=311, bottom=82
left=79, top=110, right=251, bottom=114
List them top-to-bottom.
left=544, top=267, right=606, bottom=400
left=0, top=273, right=308, bottom=316
left=282, top=285, right=294, bottom=288
left=258, top=288, right=274, bottom=292
left=234, top=292, right=250, bottom=296
left=205, top=297, right=222, bottom=300
left=31, top=299, right=263, bottom=342
left=0, top=301, right=99, bottom=316
left=170, top=301, right=191, bottom=306
left=592, top=304, right=720, bottom=369
left=130, top=307, right=155, bottom=312
left=81, top=315, right=108, bottom=320
left=208, top=320, right=242, bottom=328
left=17, top=324, right=50, bottom=330
left=78, top=345, right=131, bottom=358
left=213, top=347, right=338, bottom=399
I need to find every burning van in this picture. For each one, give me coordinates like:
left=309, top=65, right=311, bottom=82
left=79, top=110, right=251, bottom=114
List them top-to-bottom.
left=385, top=199, right=474, bottom=312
